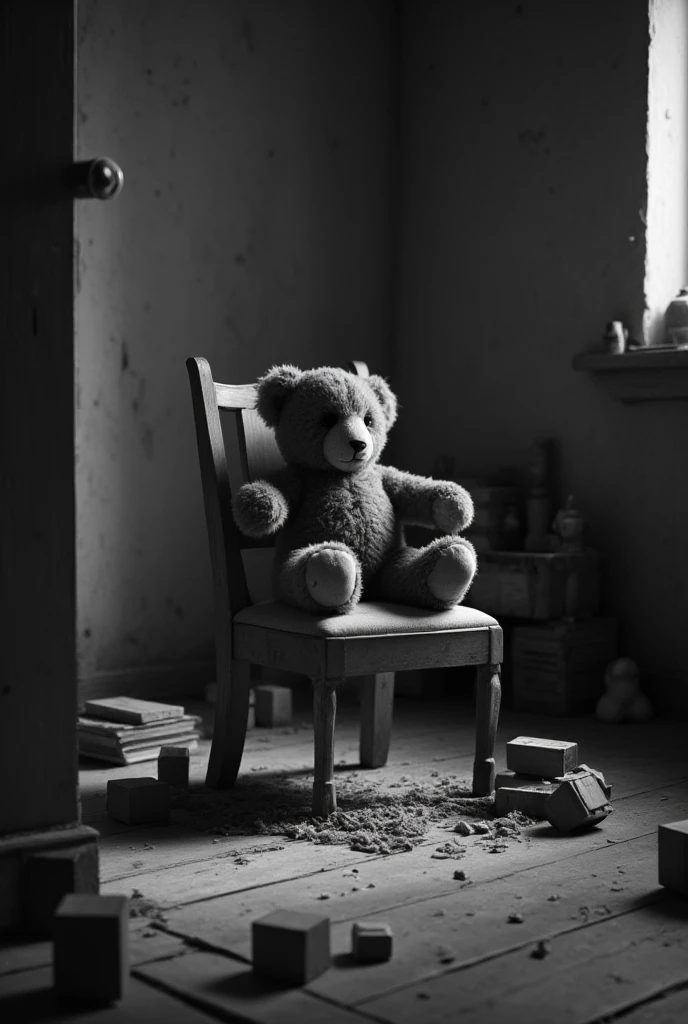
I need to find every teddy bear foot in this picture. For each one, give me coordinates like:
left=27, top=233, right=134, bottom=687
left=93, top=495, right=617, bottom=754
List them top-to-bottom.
left=427, top=540, right=477, bottom=605
left=305, top=547, right=359, bottom=609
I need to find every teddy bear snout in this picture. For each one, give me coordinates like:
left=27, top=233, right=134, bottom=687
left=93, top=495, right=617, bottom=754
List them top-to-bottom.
left=350, top=440, right=367, bottom=453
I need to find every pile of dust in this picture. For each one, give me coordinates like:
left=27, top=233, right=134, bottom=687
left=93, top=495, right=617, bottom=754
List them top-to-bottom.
left=172, top=772, right=533, bottom=856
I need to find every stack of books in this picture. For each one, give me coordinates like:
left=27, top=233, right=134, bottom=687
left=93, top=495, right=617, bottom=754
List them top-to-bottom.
left=77, top=696, right=202, bottom=765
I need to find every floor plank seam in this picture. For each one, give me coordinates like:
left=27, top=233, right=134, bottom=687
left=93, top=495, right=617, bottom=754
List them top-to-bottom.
left=143, top=824, right=658, bottom=916
left=353, top=891, right=671, bottom=1009
left=589, top=976, right=688, bottom=1023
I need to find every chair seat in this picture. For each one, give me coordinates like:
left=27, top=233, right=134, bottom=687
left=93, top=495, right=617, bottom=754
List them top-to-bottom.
left=234, top=599, right=498, bottom=638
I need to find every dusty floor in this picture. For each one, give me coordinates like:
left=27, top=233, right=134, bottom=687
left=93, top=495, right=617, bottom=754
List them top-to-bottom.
left=2, top=685, right=688, bottom=1023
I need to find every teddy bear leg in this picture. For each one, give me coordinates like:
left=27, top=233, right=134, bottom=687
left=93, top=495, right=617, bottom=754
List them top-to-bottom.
left=369, top=536, right=477, bottom=611
left=276, top=542, right=363, bottom=614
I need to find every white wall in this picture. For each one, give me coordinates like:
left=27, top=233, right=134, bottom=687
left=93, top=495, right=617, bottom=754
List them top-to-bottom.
left=76, top=0, right=394, bottom=694
left=396, top=0, right=688, bottom=714
left=645, top=0, right=688, bottom=343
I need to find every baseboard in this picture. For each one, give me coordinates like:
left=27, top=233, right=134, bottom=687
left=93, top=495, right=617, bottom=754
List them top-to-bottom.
left=78, top=660, right=215, bottom=705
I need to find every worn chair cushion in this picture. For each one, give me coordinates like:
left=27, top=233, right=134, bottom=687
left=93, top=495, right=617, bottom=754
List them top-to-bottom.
left=233, top=599, right=498, bottom=638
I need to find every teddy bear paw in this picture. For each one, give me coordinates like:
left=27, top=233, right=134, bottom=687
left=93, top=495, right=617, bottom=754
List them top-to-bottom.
left=427, top=540, right=477, bottom=604
left=305, top=547, right=359, bottom=609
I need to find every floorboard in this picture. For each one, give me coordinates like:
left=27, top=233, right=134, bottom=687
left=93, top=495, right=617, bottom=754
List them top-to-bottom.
left=2, top=693, right=688, bottom=1024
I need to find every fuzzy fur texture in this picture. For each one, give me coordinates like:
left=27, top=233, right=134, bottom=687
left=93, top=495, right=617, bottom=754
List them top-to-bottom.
left=232, top=365, right=477, bottom=614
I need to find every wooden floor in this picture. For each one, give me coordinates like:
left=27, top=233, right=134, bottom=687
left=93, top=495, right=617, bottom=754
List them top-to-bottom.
left=2, top=686, right=688, bottom=1023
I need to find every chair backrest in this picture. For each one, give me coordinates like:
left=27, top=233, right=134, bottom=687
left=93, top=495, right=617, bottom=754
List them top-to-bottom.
left=186, top=357, right=368, bottom=619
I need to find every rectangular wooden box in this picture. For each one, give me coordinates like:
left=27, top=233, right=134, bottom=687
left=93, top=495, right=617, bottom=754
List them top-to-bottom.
left=467, top=550, right=601, bottom=620
left=511, top=617, right=617, bottom=715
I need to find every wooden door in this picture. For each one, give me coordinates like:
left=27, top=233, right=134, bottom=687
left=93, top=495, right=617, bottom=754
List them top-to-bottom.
left=0, top=0, right=78, bottom=836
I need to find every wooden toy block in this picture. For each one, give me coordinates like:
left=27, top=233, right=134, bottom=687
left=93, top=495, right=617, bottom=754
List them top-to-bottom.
left=254, top=684, right=293, bottom=728
left=506, top=736, right=578, bottom=779
left=157, top=746, right=190, bottom=787
left=555, top=764, right=612, bottom=800
left=494, top=769, right=546, bottom=791
left=544, top=772, right=612, bottom=832
left=106, top=777, right=170, bottom=824
left=495, top=782, right=559, bottom=820
left=658, top=819, right=688, bottom=896
left=24, top=842, right=99, bottom=935
left=53, top=893, right=128, bottom=1004
left=252, top=909, right=330, bottom=985
left=351, top=921, right=393, bottom=963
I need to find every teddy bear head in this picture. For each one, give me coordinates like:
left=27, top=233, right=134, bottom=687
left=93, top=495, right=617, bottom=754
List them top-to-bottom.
left=255, top=364, right=398, bottom=472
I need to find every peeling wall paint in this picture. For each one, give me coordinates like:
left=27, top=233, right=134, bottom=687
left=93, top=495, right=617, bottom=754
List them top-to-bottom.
left=76, top=0, right=394, bottom=680
left=396, top=0, right=688, bottom=714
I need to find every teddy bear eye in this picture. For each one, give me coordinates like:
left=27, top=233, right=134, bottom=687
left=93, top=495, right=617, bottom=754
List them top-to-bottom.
left=322, top=412, right=338, bottom=429
left=364, top=412, right=374, bottom=427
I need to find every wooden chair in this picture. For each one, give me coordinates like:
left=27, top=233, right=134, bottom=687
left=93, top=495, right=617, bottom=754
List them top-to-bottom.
left=186, top=356, right=502, bottom=818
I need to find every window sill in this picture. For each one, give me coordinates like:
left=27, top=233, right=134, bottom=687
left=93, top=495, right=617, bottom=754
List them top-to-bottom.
left=572, top=348, right=688, bottom=402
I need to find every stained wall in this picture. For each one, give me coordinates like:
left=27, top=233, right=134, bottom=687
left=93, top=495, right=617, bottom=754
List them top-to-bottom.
left=76, top=0, right=395, bottom=694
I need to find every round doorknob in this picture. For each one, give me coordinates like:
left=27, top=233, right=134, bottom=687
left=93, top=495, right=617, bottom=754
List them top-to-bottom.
left=72, top=158, right=124, bottom=200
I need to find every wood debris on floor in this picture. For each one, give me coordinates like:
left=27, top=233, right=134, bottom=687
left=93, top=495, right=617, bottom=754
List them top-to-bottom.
left=4, top=696, right=688, bottom=1024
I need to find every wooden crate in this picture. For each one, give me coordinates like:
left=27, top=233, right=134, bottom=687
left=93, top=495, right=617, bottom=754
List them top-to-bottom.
left=467, top=549, right=601, bottom=620
left=511, top=617, right=618, bottom=715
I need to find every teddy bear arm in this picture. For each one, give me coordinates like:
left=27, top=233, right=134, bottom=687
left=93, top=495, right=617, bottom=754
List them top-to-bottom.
left=380, top=466, right=474, bottom=533
left=232, top=479, right=291, bottom=539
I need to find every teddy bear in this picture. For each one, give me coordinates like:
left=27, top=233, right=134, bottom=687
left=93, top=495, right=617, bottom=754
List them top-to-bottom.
left=232, top=364, right=477, bottom=615
left=595, top=657, right=653, bottom=723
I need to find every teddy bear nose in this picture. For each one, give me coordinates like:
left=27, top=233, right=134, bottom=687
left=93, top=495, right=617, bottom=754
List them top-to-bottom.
left=350, top=440, right=367, bottom=453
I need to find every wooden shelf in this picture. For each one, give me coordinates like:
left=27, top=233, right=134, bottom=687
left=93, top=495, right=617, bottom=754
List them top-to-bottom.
left=572, top=348, right=688, bottom=401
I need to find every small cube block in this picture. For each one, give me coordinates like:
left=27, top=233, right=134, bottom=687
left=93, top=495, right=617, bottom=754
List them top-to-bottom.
left=254, top=684, right=292, bottom=728
left=506, top=736, right=578, bottom=779
left=157, top=746, right=190, bottom=787
left=544, top=773, right=612, bottom=833
left=106, top=778, right=170, bottom=824
left=495, top=782, right=559, bottom=820
left=658, top=819, right=688, bottom=896
left=24, top=843, right=99, bottom=935
left=53, top=893, right=128, bottom=1004
left=252, top=909, right=330, bottom=985
left=351, top=921, right=393, bottom=963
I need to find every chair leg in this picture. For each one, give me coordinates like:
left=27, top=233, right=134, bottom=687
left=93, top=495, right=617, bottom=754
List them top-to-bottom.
left=205, top=658, right=252, bottom=789
left=472, top=663, right=501, bottom=796
left=359, top=672, right=395, bottom=768
left=312, top=677, right=339, bottom=818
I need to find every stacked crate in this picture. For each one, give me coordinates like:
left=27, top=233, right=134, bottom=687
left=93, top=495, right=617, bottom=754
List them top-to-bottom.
left=465, top=545, right=616, bottom=715
left=511, top=617, right=618, bottom=715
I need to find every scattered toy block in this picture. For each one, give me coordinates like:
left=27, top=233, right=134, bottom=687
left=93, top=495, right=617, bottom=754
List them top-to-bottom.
left=254, top=684, right=293, bottom=728
left=506, top=736, right=578, bottom=779
left=157, top=746, right=190, bottom=787
left=555, top=764, right=612, bottom=800
left=494, top=769, right=546, bottom=791
left=544, top=772, right=612, bottom=832
left=106, top=778, right=170, bottom=825
left=495, top=782, right=559, bottom=820
left=658, top=819, right=688, bottom=896
left=24, top=843, right=99, bottom=935
left=53, top=893, right=128, bottom=1004
left=252, top=909, right=330, bottom=985
left=351, top=921, right=393, bottom=963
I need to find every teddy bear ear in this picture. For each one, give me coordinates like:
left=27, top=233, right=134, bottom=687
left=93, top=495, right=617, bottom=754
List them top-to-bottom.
left=256, top=364, right=302, bottom=427
left=367, top=374, right=398, bottom=428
